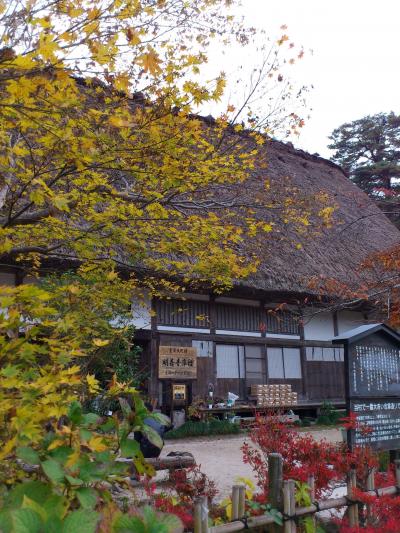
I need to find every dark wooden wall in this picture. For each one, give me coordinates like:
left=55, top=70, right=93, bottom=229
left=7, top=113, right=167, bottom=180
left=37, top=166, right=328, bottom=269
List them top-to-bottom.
left=153, top=333, right=345, bottom=406
left=305, top=361, right=345, bottom=400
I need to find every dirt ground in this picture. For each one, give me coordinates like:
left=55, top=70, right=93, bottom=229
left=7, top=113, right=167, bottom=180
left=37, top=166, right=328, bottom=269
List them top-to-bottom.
left=160, top=427, right=343, bottom=499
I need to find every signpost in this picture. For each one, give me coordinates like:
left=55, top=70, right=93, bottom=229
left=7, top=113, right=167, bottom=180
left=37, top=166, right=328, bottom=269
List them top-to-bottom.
left=333, top=323, right=400, bottom=451
left=158, top=345, right=197, bottom=379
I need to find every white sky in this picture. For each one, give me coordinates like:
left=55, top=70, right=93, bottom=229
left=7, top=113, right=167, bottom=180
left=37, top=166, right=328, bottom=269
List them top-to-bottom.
left=226, top=0, right=400, bottom=158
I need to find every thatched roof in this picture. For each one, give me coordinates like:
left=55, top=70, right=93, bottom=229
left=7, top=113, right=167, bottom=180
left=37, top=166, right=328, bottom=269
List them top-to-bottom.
left=2, top=79, right=399, bottom=300
left=235, top=137, right=400, bottom=296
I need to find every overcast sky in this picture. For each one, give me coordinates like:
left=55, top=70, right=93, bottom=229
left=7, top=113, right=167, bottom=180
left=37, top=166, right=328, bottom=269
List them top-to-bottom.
left=225, top=0, right=400, bottom=158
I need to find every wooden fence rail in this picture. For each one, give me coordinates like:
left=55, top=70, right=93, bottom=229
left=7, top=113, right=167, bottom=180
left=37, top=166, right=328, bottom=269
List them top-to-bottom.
left=193, top=455, right=400, bottom=533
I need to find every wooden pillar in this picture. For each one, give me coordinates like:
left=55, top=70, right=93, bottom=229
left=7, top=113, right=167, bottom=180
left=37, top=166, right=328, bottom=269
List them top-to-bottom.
left=209, top=295, right=218, bottom=393
left=149, top=298, right=159, bottom=401
left=260, top=300, right=268, bottom=385
left=298, top=308, right=308, bottom=399
left=268, top=453, right=283, bottom=532
left=347, top=467, right=359, bottom=528
left=366, top=467, right=375, bottom=525
left=308, top=474, right=316, bottom=530
left=283, top=479, right=296, bottom=533
left=231, top=485, right=240, bottom=520
left=194, top=497, right=202, bottom=533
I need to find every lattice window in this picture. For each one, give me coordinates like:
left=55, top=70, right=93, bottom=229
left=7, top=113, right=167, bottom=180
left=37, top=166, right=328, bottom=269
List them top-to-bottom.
left=155, top=299, right=209, bottom=328
left=216, top=304, right=260, bottom=332
left=265, top=309, right=299, bottom=335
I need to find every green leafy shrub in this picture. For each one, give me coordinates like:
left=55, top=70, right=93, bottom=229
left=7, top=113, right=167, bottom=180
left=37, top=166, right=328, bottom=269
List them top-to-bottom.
left=0, top=398, right=179, bottom=533
left=316, top=402, right=343, bottom=426
left=315, top=414, right=331, bottom=426
left=165, top=419, right=241, bottom=439
left=378, top=451, right=390, bottom=472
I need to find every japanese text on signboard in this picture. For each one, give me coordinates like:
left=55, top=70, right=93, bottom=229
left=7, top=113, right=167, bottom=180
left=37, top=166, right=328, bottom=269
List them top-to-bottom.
left=350, top=345, right=400, bottom=397
left=158, top=346, right=197, bottom=379
left=350, top=399, right=400, bottom=450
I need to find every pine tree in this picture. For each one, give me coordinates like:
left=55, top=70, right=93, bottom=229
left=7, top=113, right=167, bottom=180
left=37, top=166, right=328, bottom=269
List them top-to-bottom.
left=328, top=112, right=400, bottom=197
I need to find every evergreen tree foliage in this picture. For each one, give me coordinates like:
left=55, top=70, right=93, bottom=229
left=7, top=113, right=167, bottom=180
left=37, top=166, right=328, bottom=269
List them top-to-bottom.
left=328, top=112, right=400, bottom=197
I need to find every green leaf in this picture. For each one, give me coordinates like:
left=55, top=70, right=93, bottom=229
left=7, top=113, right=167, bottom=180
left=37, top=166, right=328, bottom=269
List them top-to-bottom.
left=133, top=396, right=148, bottom=419
left=118, top=397, right=132, bottom=418
left=68, top=401, right=83, bottom=425
left=150, top=412, right=171, bottom=427
left=82, top=413, right=101, bottom=426
left=100, top=418, right=116, bottom=432
left=142, top=425, right=163, bottom=450
left=79, top=428, right=92, bottom=442
left=120, top=437, right=140, bottom=458
left=49, top=446, right=73, bottom=464
left=16, top=447, right=40, bottom=465
left=41, top=458, right=65, bottom=484
left=77, top=459, right=102, bottom=483
left=65, top=475, right=84, bottom=486
left=7, top=481, right=51, bottom=507
left=76, top=488, right=97, bottom=509
left=42, top=495, right=69, bottom=521
left=21, top=496, right=47, bottom=522
left=11, top=508, right=42, bottom=533
left=267, top=508, right=283, bottom=526
left=0, top=510, right=12, bottom=533
left=62, top=510, right=100, bottom=533
left=151, top=511, right=183, bottom=533
left=112, top=514, right=146, bottom=533
left=44, top=516, right=63, bottom=533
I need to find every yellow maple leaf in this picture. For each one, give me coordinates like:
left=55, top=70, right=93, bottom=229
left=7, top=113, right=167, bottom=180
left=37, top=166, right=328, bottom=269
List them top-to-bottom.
left=38, top=33, right=59, bottom=61
left=137, top=48, right=162, bottom=75
left=92, top=338, right=110, bottom=347
left=86, top=374, right=100, bottom=393
left=88, top=436, right=108, bottom=452
left=47, top=438, right=65, bottom=451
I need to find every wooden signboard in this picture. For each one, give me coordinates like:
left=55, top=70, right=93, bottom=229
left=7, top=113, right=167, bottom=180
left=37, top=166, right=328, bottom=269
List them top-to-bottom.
left=333, top=324, right=400, bottom=451
left=158, top=346, right=197, bottom=379
left=350, top=398, right=400, bottom=450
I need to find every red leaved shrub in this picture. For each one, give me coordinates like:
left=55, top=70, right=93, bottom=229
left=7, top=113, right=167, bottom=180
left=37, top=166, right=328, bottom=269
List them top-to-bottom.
left=242, top=414, right=400, bottom=532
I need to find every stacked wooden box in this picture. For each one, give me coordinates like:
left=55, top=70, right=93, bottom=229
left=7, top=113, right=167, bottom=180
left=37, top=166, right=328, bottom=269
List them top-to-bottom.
left=251, top=384, right=298, bottom=407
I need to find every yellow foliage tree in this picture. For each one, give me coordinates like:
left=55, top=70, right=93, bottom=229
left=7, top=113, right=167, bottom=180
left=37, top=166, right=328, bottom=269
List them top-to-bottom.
left=0, top=0, right=329, bottom=476
left=0, top=0, right=320, bottom=286
left=0, top=4, right=337, bottom=531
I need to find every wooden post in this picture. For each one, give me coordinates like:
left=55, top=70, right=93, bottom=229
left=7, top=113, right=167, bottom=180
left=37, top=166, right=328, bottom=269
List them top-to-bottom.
left=268, top=453, right=283, bottom=532
left=365, top=467, right=375, bottom=525
left=347, top=468, right=359, bottom=528
left=307, top=475, right=316, bottom=529
left=283, top=480, right=296, bottom=533
left=238, top=484, right=246, bottom=518
left=231, top=485, right=240, bottom=521
left=201, top=495, right=209, bottom=533
left=194, top=498, right=202, bottom=533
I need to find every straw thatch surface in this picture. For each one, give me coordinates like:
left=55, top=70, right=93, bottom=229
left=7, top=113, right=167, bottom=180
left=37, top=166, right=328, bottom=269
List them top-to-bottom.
left=233, top=137, right=400, bottom=295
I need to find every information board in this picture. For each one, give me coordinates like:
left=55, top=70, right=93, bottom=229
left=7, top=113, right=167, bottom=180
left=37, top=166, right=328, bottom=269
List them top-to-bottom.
left=349, top=344, right=400, bottom=397
left=158, top=346, right=197, bottom=379
left=350, top=399, right=400, bottom=450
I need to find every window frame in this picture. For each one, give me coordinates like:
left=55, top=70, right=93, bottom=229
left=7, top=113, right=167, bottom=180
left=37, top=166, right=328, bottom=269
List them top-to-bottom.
left=267, top=346, right=302, bottom=379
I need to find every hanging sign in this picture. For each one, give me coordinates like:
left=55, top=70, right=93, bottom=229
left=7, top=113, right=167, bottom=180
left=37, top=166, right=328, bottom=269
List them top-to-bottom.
left=158, top=346, right=197, bottom=379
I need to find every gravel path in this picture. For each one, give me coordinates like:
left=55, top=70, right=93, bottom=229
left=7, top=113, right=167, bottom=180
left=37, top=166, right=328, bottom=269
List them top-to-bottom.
left=161, top=427, right=343, bottom=499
